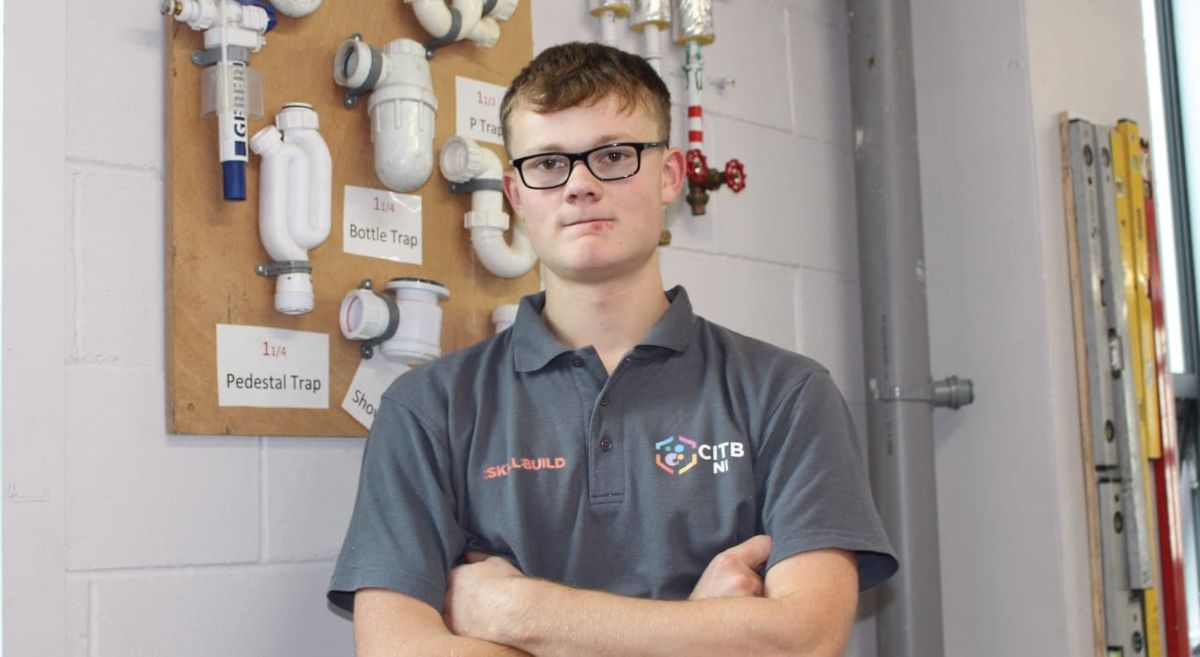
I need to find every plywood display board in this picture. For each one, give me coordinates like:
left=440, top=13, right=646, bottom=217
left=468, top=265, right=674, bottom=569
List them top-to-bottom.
left=165, top=2, right=538, bottom=436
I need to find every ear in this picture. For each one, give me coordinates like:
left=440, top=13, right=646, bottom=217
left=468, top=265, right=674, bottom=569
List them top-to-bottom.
left=660, top=146, right=686, bottom=205
left=502, top=169, right=524, bottom=217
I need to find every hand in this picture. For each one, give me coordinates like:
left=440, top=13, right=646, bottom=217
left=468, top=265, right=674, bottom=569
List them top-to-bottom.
left=688, top=534, right=773, bottom=600
left=444, top=552, right=525, bottom=642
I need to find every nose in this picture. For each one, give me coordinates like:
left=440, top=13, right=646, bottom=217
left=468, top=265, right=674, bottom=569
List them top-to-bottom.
left=563, top=159, right=602, bottom=199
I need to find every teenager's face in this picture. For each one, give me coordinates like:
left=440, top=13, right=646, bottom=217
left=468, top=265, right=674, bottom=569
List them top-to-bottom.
left=502, top=94, right=684, bottom=284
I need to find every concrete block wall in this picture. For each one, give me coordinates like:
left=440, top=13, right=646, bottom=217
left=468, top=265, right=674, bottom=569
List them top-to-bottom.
left=11, top=0, right=872, bottom=655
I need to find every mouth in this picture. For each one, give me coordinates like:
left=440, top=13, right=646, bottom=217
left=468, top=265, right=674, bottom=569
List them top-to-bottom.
left=563, top=217, right=612, bottom=228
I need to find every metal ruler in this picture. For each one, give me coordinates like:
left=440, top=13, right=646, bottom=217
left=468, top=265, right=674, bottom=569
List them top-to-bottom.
left=1064, top=118, right=1156, bottom=656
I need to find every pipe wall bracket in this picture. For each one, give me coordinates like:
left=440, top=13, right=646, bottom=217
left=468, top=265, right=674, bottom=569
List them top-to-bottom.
left=191, top=45, right=251, bottom=66
left=255, top=260, right=313, bottom=277
left=872, top=375, right=975, bottom=409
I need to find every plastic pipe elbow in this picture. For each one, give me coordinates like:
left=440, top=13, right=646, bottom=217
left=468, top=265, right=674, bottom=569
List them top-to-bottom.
left=406, top=0, right=509, bottom=48
left=440, top=136, right=539, bottom=278
left=471, top=223, right=537, bottom=279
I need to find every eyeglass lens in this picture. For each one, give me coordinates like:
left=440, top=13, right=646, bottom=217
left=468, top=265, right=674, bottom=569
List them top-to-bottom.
left=521, top=144, right=642, bottom=188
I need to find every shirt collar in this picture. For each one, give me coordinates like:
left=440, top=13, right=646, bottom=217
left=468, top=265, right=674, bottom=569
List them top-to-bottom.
left=511, top=285, right=696, bottom=373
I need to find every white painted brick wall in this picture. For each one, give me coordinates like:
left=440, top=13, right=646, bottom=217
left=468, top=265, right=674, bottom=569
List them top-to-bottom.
left=49, top=0, right=872, bottom=654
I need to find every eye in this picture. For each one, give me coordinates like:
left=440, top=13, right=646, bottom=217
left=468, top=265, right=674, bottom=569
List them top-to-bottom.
left=601, top=149, right=630, bottom=163
left=528, top=156, right=566, bottom=171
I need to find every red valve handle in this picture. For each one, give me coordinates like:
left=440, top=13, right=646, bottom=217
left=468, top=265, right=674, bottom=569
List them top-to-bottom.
left=685, top=149, right=709, bottom=185
left=724, top=159, right=746, bottom=192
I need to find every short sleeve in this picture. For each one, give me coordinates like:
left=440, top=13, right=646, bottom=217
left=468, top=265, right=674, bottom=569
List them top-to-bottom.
left=758, top=370, right=898, bottom=591
left=327, top=395, right=466, bottom=614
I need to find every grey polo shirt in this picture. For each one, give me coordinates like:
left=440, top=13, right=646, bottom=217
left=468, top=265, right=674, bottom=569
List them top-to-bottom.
left=328, top=286, right=897, bottom=614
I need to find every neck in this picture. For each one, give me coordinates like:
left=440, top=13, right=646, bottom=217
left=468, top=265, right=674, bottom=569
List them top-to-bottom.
left=541, top=260, right=669, bottom=371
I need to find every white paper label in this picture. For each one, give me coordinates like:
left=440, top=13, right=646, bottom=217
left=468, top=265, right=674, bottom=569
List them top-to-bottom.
left=456, top=76, right=506, bottom=145
left=342, top=185, right=423, bottom=264
left=216, top=324, right=329, bottom=408
left=341, top=356, right=410, bottom=430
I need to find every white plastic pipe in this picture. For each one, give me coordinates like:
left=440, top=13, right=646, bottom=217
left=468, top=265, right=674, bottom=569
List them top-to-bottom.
left=270, top=0, right=322, bottom=18
left=406, top=0, right=519, bottom=49
left=590, top=0, right=631, bottom=48
left=631, top=0, right=670, bottom=75
left=641, top=24, right=661, bottom=74
left=334, top=37, right=438, bottom=192
left=684, top=40, right=704, bottom=152
left=439, top=136, right=537, bottom=279
left=492, top=304, right=518, bottom=334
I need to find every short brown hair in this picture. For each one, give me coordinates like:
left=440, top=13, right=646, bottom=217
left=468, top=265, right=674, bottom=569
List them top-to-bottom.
left=500, top=42, right=671, bottom=153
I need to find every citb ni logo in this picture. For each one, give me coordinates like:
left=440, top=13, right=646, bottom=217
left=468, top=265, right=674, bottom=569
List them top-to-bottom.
left=655, top=436, right=699, bottom=475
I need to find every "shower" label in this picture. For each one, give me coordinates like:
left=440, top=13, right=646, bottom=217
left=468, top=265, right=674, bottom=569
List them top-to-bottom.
left=343, top=185, right=422, bottom=264
left=216, top=324, right=329, bottom=408
left=341, top=355, right=409, bottom=430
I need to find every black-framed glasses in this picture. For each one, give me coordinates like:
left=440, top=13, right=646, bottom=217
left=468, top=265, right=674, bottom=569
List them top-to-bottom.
left=510, top=141, right=667, bottom=190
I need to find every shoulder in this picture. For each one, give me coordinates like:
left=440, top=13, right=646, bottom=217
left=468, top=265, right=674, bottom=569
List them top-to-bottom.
left=693, top=315, right=829, bottom=392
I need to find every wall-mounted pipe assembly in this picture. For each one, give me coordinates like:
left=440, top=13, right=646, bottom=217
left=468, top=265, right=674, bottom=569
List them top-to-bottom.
left=161, top=0, right=274, bottom=201
left=407, top=0, right=520, bottom=57
left=590, top=0, right=631, bottom=48
left=631, top=0, right=670, bottom=75
left=672, top=0, right=745, bottom=215
left=847, top=0, right=974, bottom=655
left=334, top=36, right=438, bottom=193
left=250, top=103, right=332, bottom=315
left=439, top=136, right=538, bottom=278
left=339, top=278, right=450, bottom=365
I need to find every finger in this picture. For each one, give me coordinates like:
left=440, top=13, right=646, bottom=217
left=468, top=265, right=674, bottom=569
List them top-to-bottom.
left=726, top=534, right=773, bottom=569
left=464, top=551, right=492, bottom=564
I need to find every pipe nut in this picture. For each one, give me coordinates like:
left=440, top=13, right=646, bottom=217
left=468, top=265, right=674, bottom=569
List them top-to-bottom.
left=333, top=38, right=378, bottom=90
left=276, top=103, right=319, bottom=131
left=440, top=136, right=486, bottom=183
left=465, top=209, right=511, bottom=231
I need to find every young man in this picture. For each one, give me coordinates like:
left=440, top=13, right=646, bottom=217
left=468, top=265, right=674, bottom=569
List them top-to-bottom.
left=329, top=42, right=897, bottom=656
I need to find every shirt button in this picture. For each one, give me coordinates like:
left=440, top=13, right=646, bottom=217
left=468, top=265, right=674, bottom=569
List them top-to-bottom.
left=571, top=357, right=585, bottom=368
left=599, top=396, right=610, bottom=407
left=599, top=437, right=614, bottom=451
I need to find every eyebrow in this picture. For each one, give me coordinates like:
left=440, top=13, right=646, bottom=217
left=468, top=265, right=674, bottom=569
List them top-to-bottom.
left=521, top=135, right=635, bottom=154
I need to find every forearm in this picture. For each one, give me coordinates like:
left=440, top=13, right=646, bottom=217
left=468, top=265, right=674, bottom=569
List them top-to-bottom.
left=492, top=578, right=839, bottom=657
left=353, top=588, right=533, bottom=657
left=369, top=635, right=531, bottom=657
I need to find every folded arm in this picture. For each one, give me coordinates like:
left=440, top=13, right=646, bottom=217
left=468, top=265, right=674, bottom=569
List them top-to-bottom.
left=444, top=543, right=859, bottom=657
left=354, top=588, right=532, bottom=657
